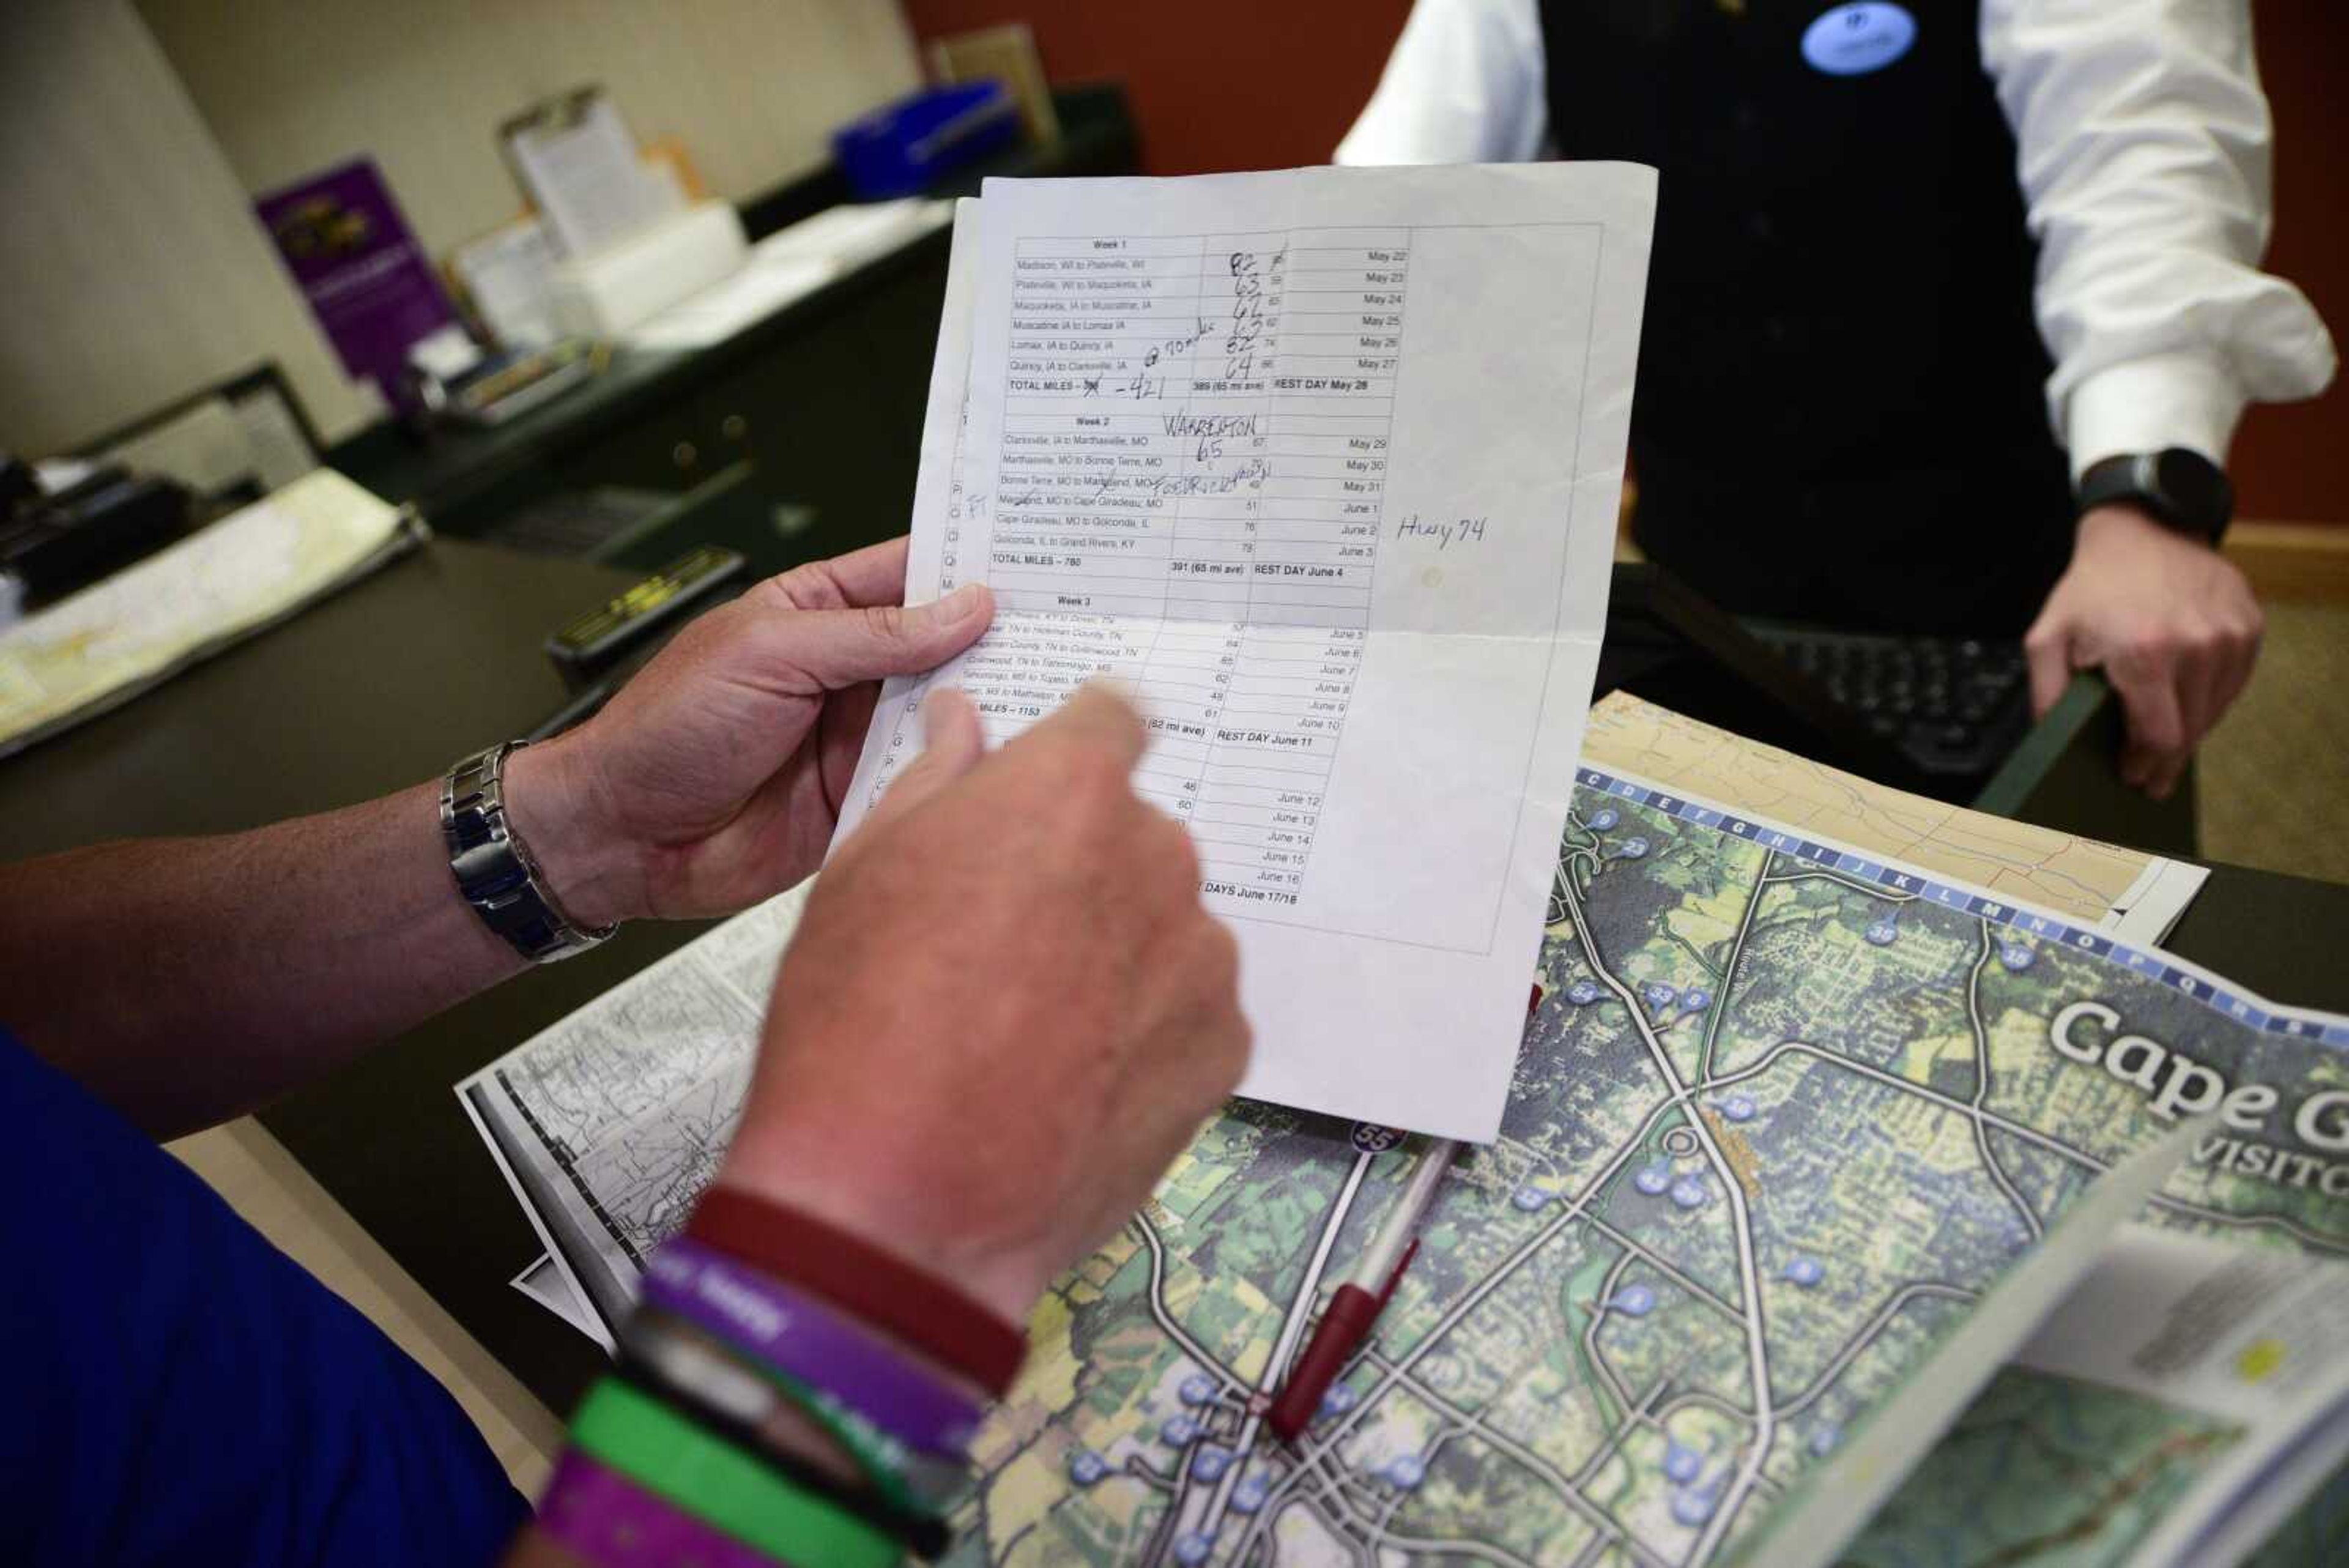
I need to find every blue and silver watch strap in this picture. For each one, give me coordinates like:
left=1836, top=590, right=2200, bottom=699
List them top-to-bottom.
left=440, top=740, right=615, bottom=964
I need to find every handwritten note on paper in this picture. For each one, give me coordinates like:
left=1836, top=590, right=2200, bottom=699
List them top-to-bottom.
left=834, top=168, right=1656, bottom=1140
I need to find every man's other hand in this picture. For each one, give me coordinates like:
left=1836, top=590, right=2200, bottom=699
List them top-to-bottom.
left=2024, top=504, right=2262, bottom=801
left=503, top=538, right=992, bottom=926
left=713, top=685, right=1252, bottom=1323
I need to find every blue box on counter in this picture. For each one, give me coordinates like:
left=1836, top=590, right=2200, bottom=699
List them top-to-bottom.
left=831, top=81, right=1022, bottom=199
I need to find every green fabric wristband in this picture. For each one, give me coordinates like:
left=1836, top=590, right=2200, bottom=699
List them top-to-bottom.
left=568, top=1377, right=902, bottom=1568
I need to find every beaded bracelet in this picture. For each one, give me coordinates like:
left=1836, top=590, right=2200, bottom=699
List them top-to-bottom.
left=568, top=1377, right=901, bottom=1568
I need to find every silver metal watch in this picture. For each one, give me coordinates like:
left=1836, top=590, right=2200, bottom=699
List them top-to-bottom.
left=440, top=740, right=615, bottom=963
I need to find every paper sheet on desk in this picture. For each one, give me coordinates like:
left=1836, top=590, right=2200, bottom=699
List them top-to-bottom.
left=833, top=167, right=1657, bottom=1141
left=624, top=198, right=954, bottom=350
left=0, top=470, right=415, bottom=757
left=1581, top=691, right=2210, bottom=944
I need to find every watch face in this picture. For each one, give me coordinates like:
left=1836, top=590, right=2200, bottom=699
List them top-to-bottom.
left=2154, top=448, right=2233, bottom=532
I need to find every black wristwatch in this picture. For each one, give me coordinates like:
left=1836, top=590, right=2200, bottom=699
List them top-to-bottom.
left=2075, top=447, right=2234, bottom=545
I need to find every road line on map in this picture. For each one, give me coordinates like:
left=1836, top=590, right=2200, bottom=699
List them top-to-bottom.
left=1564, top=869, right=1777, bottom=1565
left=1964, top=921, right=2047, bottom=1243
left=1199, top=1148, right=1379, bottom=1545
left=1135, top=1212, right=1247, bottom=1386
left=1585, top=1249, right=1641, bottom=1419
left=1772, top=1282, right=1978, bottom=1419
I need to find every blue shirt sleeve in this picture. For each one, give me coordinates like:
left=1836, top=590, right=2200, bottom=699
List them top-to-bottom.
left=0, top=1030, right=529, bottom=1568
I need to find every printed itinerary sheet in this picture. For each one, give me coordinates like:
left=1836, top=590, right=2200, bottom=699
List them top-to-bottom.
left=833, top=168, right=1657, bottom=1140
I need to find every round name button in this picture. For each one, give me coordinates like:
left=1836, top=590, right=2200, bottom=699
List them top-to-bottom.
left=1800, top=2, right=1918, bottom=76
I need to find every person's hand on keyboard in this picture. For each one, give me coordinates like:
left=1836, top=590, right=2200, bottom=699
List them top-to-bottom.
left=2022, top=503, right=2263, bottom=800
left=504, top=537, right=993, bottom=924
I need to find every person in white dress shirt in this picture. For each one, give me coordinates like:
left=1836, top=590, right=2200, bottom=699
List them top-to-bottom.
left=1341, top=0, right=2334, bottom=800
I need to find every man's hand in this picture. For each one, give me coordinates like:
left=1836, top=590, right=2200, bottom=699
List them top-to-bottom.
left=2023, top=504, right=2262, bottom=801
left=507, top=538, right=992, bottom=926
left=713, top=685, right=1251, bottom=1323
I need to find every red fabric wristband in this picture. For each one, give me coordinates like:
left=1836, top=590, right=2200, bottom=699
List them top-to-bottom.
left=685, top=1188, right=1027, bottom=1397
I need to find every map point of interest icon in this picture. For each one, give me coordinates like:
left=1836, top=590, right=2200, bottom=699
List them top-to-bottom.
left=1590, top=808, right=1619, bottom=830
left=1615, top=836, right=1650, bottom=860
left=1865, top=917, right=1898, bottom=946
left=2000, top=944, right=2035, bottom=972
left=1567, top=979, right=1603, bottom=1005
left=1642, top=981, right=1678, bottom=1009
left=1683, top=987, right=1712, bottom=1011
left=1716, top=1093, right=1756, bottom=1122
left=1634, top=1162, right=1672, bottom=1195
left=1670, top=1174, right=1709, bottom=1209
left=1513, top=1184, right=1553, bottom=1212
left=1785, top=1255, right=1825, bottom=1287
left=1608, top=1284, right=1657, bottom=1317
left=1179, top=1373, right=1216, bottom=1406
left=1319, top=1382, right=1359, bottom=1418
left=1161, top=1414, right=1200, bottom=1446
left=1811, top=1424, right=1841, bottom=1457
left=1663, top=1439, right=1701, bottom=1484
left=1192, top=1445, right=1231, bottom=1482
left=1069, top=1449, right=1108, bottom=1486
left=1387, top=1455, right=1428, bottom=1489
left=1233, top=1474, right=1270, bottom=1514
left=1671, top=1484, right=1721, bottom=1526
left=1174, top=1531, right=1214, bottom=1566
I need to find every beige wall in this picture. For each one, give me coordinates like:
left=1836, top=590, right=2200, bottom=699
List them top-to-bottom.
left=0, top=0, right=919, bottom=460
left=139, top=0, right=925, bottom=261
left=0, top=1, right=379, bottom=458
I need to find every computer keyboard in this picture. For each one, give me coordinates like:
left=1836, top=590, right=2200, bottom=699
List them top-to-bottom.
left=1742, top=625, right=2035, bottom=782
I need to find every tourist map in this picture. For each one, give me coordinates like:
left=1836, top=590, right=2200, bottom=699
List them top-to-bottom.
left=460, top=768, right=2349, bottom=1566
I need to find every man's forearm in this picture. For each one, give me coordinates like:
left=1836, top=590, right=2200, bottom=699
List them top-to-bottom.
left=0, top=746, right=616, bottom=1139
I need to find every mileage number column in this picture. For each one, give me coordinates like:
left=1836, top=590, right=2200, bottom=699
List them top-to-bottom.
left=1192, top=229, right=1406, bottom=909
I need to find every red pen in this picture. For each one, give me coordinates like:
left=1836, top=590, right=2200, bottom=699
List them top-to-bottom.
left=1267, top=1135, right=1459, bottom=1443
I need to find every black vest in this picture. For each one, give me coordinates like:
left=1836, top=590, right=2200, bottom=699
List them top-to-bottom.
left=1540, top=0, right=2075, bottom=633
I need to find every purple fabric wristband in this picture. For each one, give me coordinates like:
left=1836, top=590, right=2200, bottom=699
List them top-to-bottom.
left=642, top=1236, right=985, bottom=1456
left=538, top=1449, right=789, bottom=1568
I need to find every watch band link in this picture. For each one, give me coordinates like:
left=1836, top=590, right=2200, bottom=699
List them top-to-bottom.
left=441, top=741, right=616, bottom=963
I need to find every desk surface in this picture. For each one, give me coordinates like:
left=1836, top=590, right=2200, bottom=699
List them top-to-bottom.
left=0, top=540, right=634, bottom=860
left=2, top=540, right=2344, bottom=1418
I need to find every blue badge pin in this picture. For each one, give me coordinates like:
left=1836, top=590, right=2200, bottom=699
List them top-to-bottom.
left=1801, top=3, right=1918, bottom=77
